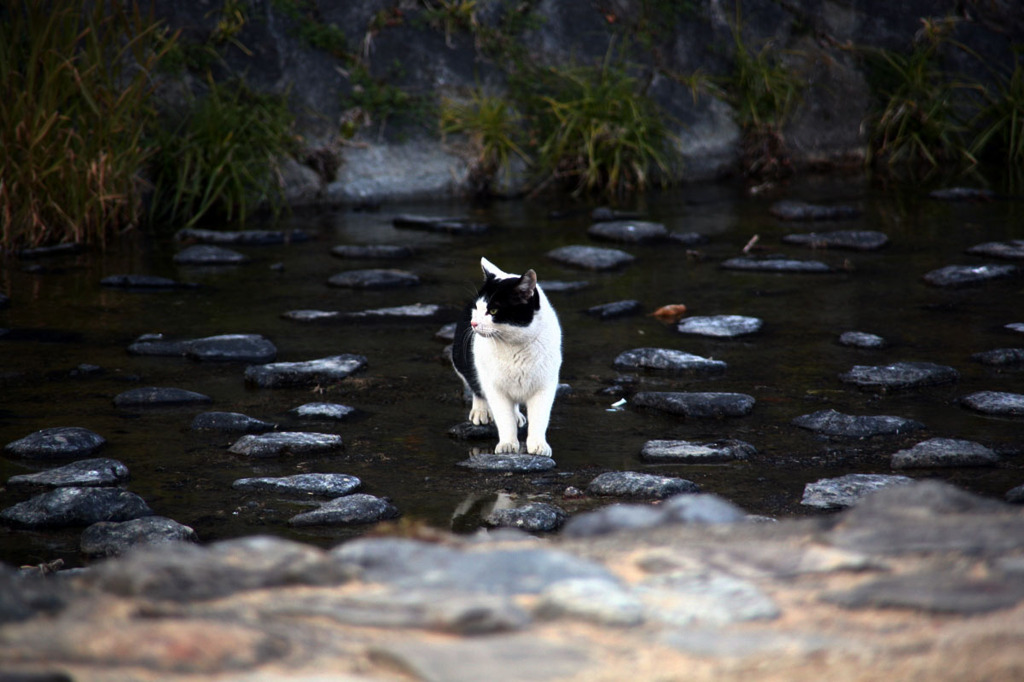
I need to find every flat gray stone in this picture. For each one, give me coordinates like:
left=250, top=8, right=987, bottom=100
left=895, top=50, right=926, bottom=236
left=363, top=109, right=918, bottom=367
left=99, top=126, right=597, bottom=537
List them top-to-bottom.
left=769, top=200, right=860, bottom=221
left=392, top=214, right=488, bottom=234
left=587, top=220, right=667, bottom=243
left=176, top=227, right=310, bottom=244
left=782, top=230, right=888, bottom=250
left=668, top=231, right=710, bottom=246
left=967, top=239, right=1024, bottom=259
left=173, top=244, right=249, bottom=265
left=330, top=244, right=414, bottom=259
left=546, top=245, right=634, bottom=271
left=721, top=256, right=831, bottom=273
left=922, top=263, right=1017, bottom=287
left=327, top=269, right=420, bottom=289
left=100, top=274, right=194, bottom=289
left=585, top=300, right=642, bottom=319
left=343, top=303, right=450, bottom=320
left=677, top=314, right=762, bottom=337
left=1006, top=322, right=1024, bottom=334
left=838, top=331, right=887, bottom=348
left=126, top=333, right=192, bottom=356
left=185, top=334, right=277, bottom=363
left=613, top=347, right=726, bottom=372
left=971, top=348, right=1024, bottom=366
left=244, top=354, right=367, bottom=388
left=839, top=361, right=959, bottom=390
left=113, top=386, right=212, bottom=407
left=960, top=390, right=1024, bottom=416
left=632, top=391, right=756, bottom=418
left=290, top=402, right=356, bottom=420
left=792, top=409, right=924, bottom=438
left=190, top=411, right=276, bottom=433
left=4, top=427, right=106, bottom=460
left=228, top=432, right=344, bottom=458
left=891, top=437, right=999, bottom=468
left=640, top=439, right=755, bottom=462
left=456, top=454, right=556, bottom=472
left=7, top=458, right=129, bottom=488
left=587, top=471, right=699, bottom=499
left=232, top=473, right=361, bottom=497
left=801, top=474, right=915, bottom=509
left=1, top=487, right=153, bottom=529
left=288, top=493, right=399, bottom=526
left=484, top=502, right=567, bottom=532
left=80, top=516, right=198, bottom=557
left=825, top=572, right=1024, bottom=614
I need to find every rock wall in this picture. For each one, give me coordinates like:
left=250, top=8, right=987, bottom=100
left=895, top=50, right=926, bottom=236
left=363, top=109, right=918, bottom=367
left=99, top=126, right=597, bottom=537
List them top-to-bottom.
left=149, top=0, right=1024, bottom=205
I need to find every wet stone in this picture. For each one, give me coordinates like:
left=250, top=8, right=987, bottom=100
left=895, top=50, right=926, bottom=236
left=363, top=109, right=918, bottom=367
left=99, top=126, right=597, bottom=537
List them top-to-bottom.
left=928, top=187, right=997, bottom=201
left=769, top=200, right=861, bottom=221
left=591, top=207, right=642, bottom=221
left=392, top=214, right=489, bottom=234
left=587, top=220, right=667, bottom=243
left=176, top=227, right=311, bottom=245
left=782, top=230, right=889, bottom=251
left=668, top=231, right=710, bottom=246
left=967, top=239, right=1024, bottom=260
left=172, top=244, right=249, bottom=265
left=330, top=244, right=414, bottom=259
left=546, top=245, right=634, bottom=271
left=721, top=256, right=832, bottom=272
left=922, top=263, right=1017, bottom=287
left=327, top=269, right=420, bottom=289
left=100, top=274, right=196, bottom=289
left=541, top=280, right=590, bottom=292
left=586, top=299, right=642, bottom=319
left=343, top=303, right=450, bottom=320
left=677, top=314, right=762, bottom=337
left=436, top=322, right=457, bottom=341
left=1005, top=322, right=1024, bottom=334
left=839, top=331, right=886, bottom=348
left=127, top=333, right=192, bottom=356
left=185, top=334, right=277, bottom=363
left=613, top=347, right=726, bottom=372
left=971, top=348, right=1024, bottom=366
left=244, top=354, right=367, bottom=388
left=839, top=361, right=959, bottom=390
left=113, top=386, right=212, bottom=407
left=960, top=390, right=1024, bottom=417
left=632, top=391, right=756, bottom=418
left=290, top=402, right=356, bottom=420
left=792, top=409, right=924, bottom=438
left=191, top=411, right=276, bottom=433
left=449, top=421, right=500, bottom=440
left=4, top=426, right=106, bottom=460
left=228, top=432, right=344, bottom=458
left=891, top=437, right=999, bottom=469
left=640, top=439, right=755, bottom=463
left=457, top=454, right=557, bottom=472
left=7, top=458, right=129, bottom=488
left=587, top=471, right=699, bottom=499
left=232, top=473, right=361, bottom=497
left=801, top=474, right=915, bottom=509
left=0, top=487, right=153, bottom=529
left=288, top=493, right=399, bottom=526
left=485, top=502, right=567, bottom=532
left=81, top=516, right=198, bottom=558
left=824, top=572, right=1024, bottom=614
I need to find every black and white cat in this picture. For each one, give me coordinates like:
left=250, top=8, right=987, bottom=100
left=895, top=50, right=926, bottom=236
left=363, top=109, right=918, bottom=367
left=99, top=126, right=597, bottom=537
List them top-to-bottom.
left=452, top=257, right=562, bottom=457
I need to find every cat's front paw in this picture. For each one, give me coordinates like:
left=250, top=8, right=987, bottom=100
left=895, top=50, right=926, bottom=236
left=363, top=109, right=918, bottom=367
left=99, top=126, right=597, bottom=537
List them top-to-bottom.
left=469, top=406, right=491, bottom=425
left=526, top=439, right=552, bottom=457
left=494, top=440, right=520, bottom=454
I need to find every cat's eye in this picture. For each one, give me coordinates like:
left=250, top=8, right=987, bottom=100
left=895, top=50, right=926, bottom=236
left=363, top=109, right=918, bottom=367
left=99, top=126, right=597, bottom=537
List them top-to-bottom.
left=487, top=307, right=498, bottom=315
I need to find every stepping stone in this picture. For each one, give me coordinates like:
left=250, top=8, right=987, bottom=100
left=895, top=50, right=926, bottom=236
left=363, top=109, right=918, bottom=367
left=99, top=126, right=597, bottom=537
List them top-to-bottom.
left=928, top=187, right=996, bottom=201
left=769, top=200, right=861, bottom=221
left=591, top=207, right=643, bottom=221
left=392, top=214, right=488, bottom=234
left=587, top=220, right=667, bottom=243
left=176, top=227, right=311, bottom=244
left=782, top=230, right=888, bottom=251
left=668, top=231, right=710, bottom=246
left=967, top=239, right=1024, bottom=260
left=173, top=244, right=249, bottom=265
left=330, top=244, right=414, bottom=259
left=547, top=245, right=634, bottom=271
left=721, top=256, right=831, bottom=273
left=922, top=264, right=1017, bottom=287
left=327, top=269, right=420, bottom=289
left=100, top=274, right=195, bottom=289
left=586, top=300, right=642, bottom=319
left=343, top=303, right=450, bottom=320
left=280, top=309, right=342, bottom=322
left=677, top=315, right=762, bottom=337
left=435, top=323, right=457, bottom=341
left=1005, top=323, right=1024, bottom=334
left=838, top=331, right=886, bottom=348
left=127, top=333, right=192, bottom=356
left=186, top=334, right=277, bottom=363
left=613, top=348, right=726, bottom=373
left=971, top=348, right=1024, bottom=366
left=244, top=354, right=367, bottom=388
left=839, top=361, right=959, bottom=390
left=113, top=387, right=212, bottom=407
left=960, top=391, right=1024, bottom=417
left=632, top=392, right=755, bottom=418
left=290, top=403, right=356, bottom=420
left=792, top=409, right=924, bottom=438
left=191, top=412, right=276, bottom=433
left=4, top=426, right=106, bottom=460
left=228, top=432, right=344, bottom=458
left=891, top=438, right=1000, bottom=468
left=640, top=439, right=755, bottom=463
left=456, top=454, right=557, bottom=472
left=7, top=458, right=129, bottom=488
left=587, top=471, right=700, bottom=499
left=232, top=473, right=361, bottom=497
left=801, top=474, right=915, bottom=509
left=0, top=487, right=153, bottom=528
left=288, top=493, right=399, bottom=526
left=485, top=502, right=568, bottom=532
left=81, top=516, right=198, bottom=557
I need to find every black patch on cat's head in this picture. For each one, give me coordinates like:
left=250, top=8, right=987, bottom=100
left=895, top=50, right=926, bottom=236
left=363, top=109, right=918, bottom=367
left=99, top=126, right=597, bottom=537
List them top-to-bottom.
left=477, top=270, right=540, bottom=327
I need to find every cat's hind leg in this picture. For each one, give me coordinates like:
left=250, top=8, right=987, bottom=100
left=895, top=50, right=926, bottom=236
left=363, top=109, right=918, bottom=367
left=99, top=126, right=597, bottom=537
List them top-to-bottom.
left=468, top=394, right=491, bottom=425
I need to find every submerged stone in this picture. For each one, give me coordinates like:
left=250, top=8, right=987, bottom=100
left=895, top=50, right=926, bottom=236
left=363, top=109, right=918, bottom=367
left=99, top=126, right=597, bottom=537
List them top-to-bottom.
left=928, top=187, right=996, bottom=201
left=769, top=200, right=861, bottom=221
left=392, top=214, right=488, bottom=234
left=587, top=220, right=667, bottom=243
left=176, top=227, right=311, bottom=245
left=782, top=230, right=888, bottom=251
left=668, top=231, right=710, bottom=246
left=173, top=244, right=249, bottom=265
left=330, top=244, right=414, bottom=259
left=547, top=245, right=634, bottom=270
left=721, top=256, right=832, bottom=273
left=922, top=264, right=1017, bottom=287
left=327, top=269, right=420, bottom=289
left=100, top=274, right=195, bottom=289
left=541, top=280, right=591, bottom=292
left=586, top=300, right=642, bottom=319
left=343, top=303, right=450, bottom=320
left=677, top=315, right=762, bottom=337
left=838, top=331, right=886, bottom=348
left=613, top=348, right=726, bottom=372
left=971, top=348, right=1024, bottom=366
left=244, top=354, right=367, bottom=388
left=839, top=361, right=959, bottom=390
left=113, top=387, right=212, bottom=407
left=632, top=391, right=756, bottom=418
left=960, top=391, right=1024, bottom=417
left=792, top=409, right=924, bottom=438
left=190, top=412, right=276, bottom=433
left=4, top=426, right=106, bottom=460
left=228, top=432, right=344, bottom=458
left=891, top=438, right=1000, bottom=469
left=640, top=439, right=755, bottom=462
left=457, top=454, right=557, bottom=472
left=7, top=458, right=129, bottom=488
left=587, top=471, right=700, bottom=499
left=233, top=473, right=361, bottom=497
left=801, top=474, right=915, bottom=509
left=0, top=487, right=153, bottom=528
left=288, top=493, right=399, bottom=526
left=485, top=502, right=568, bottom=532
left=81, top=516, right=198, bottom=558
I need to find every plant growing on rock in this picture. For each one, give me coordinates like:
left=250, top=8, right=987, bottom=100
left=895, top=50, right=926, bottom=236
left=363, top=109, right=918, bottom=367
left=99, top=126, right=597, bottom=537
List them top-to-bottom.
left=971, top=49, right=1024, bottom=167
left=440, top=90, right=530, bottom=194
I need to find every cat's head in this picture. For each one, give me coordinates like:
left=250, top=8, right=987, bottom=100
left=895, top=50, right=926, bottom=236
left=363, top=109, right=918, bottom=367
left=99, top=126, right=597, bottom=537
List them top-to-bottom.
left=470, top=257, right=541, bottom=336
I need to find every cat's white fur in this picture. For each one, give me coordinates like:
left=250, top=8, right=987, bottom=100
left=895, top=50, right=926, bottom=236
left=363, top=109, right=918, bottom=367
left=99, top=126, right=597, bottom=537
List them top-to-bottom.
left=469, top=257, right=562, bottom=457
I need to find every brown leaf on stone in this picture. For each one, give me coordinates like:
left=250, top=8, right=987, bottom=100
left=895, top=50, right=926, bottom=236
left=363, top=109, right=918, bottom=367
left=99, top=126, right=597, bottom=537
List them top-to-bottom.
left=649, top=304, right=688, bottom=323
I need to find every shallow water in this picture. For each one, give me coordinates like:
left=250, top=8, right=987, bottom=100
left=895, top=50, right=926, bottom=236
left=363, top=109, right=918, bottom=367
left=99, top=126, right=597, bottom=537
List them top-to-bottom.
left=2, top=173, right=1022, bottom=568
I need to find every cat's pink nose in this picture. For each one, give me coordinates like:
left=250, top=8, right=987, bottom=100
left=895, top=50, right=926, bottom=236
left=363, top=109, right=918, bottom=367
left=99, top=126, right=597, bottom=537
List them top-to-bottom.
left=470, top=321, right=478, bottom=328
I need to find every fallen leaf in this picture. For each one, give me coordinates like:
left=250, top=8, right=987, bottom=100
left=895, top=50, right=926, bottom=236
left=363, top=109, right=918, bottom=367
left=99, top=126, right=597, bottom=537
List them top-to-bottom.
left=649, top=304, right=688, bottom=323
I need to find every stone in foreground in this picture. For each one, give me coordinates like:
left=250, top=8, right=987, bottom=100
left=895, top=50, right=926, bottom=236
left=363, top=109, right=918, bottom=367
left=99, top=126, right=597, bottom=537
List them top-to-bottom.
left=547, top=245, right=635, bottom=270
left=613, top=347, right=726, bottom=373
left=244, top=354, right=367, bottom=388
left=839, top=361, right=959, bottom=390
left=632, top=391, right=756, bottom=418
left=792, top=409, right=924, bottom=438
left=4, top=426, right=106, bottom=460
left=228, top=432, right=344, bottom=458
left=891, top=438, right=999, bottom=469
left=640, top=439, right=755, bottom=463
left=457, top=454, right=557, bottom=472
left=7, top=458, right=129, bottom=488
left=587, top=471, right=700, bottom=499
left=801, top=474, right=915, bottom=509
left=288, top=493, right=399, bottom=526
left=485, top=502, right=568, bottom=532
left=81, top=516, right=198, bottom=557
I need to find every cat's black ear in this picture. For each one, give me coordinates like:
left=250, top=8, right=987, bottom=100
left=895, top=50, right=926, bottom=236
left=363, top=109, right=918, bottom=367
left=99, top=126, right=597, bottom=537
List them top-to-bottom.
left=513, top=269, right=537, bottom=303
